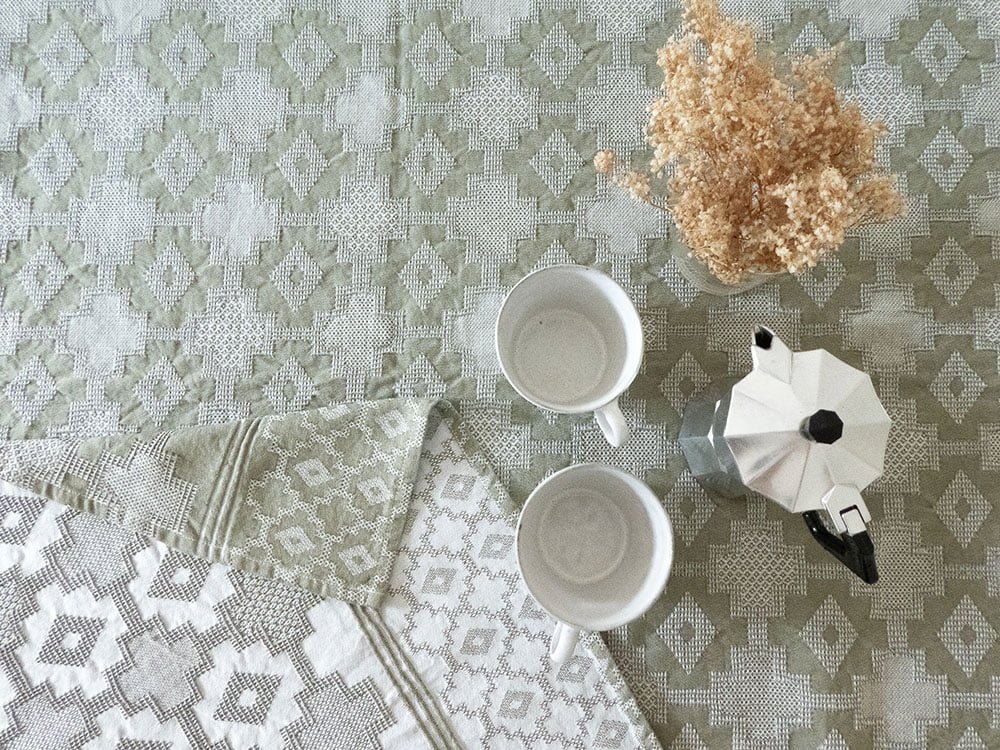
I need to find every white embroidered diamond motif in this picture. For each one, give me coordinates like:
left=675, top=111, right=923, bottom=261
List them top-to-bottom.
left=913, top=20, right=966, bottom=85
left=532, top=23, right=582, bottom=87
left=38, top=24, right=89, bottom=89
left=161, top=24, right=211, bottom=88
left=282, top=24, right=334, bottom=88
left=406, top=24, right=458, bottom=88
left=919, top=128, right=972, bottom=193
left=529, top=130, right=581, bottom=195
left=277, top=131, right=329, bottom=199
left=403, top=131, right=455, bottom=195
left=28, top=132, right=79, bottom=198
left=153, top=133, right=205, bottom=199
left=926, top=237, right=977, bottom=305
left=144, top=242, right=194, bottom=310
left=400, top=242, right=451, bottom=309
left=18, top=243, right=68, bottom=308
left=271, top=243, right=321, bottom=311
left=797, top=254, right=845, bottom=307
left=930, top=351, right=985, bottom=422
left=660, top=352, right=712, bottom=417
left=4, top=356, right=56, bottom=425
left=135, top=357, right=187, bottom=427
left=264, top=359, right=317, bottom=413
left=936, top=471, right=990, bottom=547
left=662, top=474, right=715, bottom=546
left=275, top=526, right=314, bottom=555
left=340, top=545, right=376, bottom=576
left=656, top=593, right=716, bottom=673
left=801, top=596, right=857, bottom=675
left=938, top=596, right=997, bottom=677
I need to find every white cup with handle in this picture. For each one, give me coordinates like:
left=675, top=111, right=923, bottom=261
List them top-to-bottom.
left=495, top=265, right=643, bottom=447
left=515, top=463, right=673, bottom=664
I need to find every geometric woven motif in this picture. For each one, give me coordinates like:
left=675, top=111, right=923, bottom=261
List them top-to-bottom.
left=1, top=0, right=999, bottom=746
left=0, top=412, right=655, bottom=748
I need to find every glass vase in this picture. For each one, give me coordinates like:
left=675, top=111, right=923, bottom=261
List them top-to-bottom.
left=672, top=245, right=781, bottom=296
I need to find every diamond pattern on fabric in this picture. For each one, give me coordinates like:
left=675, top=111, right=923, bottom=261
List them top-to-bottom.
left=0, top=2, right=999, bottom=747
left=913, top=19, right=966, bottom=84
left=532, top=23, right=583, bottom=87
left=38, top=24, right=89, bottom=88
left=161, top=24, right=211, bottom=88
left=282, top=24, right=334, bottom=88
left=406, top=24, right=458, bottom=88
left=918, top=127, right=973, bottom=192
left=277, top=130, right=329, bottom=199
left=530, top=130, right=582, bottom=194
left=403, top=131, right=455, bottom=195
left=153, top=133, right=205, bottom=198
left=27, top=134, right=79, bottom=198
left=925, top=237, right=977, bottom=305
left=144, top=242, right=194, bottom=310
left=271, top=242, right=321, bottom=310
left=17, top=243, right=67, bottom=308
left=930, top=351, right=986, bottom=422
left=656, top=593, right=717, bottom=674
left=800, top=596, right=858, bottom=676
left=937, top=596, right=997, bottom=677
left=37, top=615, right=104, bottom=667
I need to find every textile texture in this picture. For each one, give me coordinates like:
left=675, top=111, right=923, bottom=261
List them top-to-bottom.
left=0, top=0, right=998, bottom=747
left=0, top=398, right=436, bottom=606
left=0, top=413, right=656, bottom=748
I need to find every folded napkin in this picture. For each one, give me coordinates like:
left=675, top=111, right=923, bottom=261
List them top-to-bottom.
left=1, top=399, right=436, bottom=607
left=0, top=400, right=659, bottom=748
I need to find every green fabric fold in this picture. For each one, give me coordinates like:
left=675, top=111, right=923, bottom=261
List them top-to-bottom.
left=0, top=398, right=440, bottom=607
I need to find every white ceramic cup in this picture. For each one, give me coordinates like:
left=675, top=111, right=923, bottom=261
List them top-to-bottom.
left=495, top=265, right=643, bottom=448
left=516, top=463, right=673, bottom=664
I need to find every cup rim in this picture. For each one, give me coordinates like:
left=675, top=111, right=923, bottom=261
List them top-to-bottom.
left=494, top=264, right=644, bottom=415
left=515, top=463, right=673, bottom=632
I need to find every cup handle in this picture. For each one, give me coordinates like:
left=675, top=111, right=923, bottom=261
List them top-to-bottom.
left=595, top=399, right=630, bottom=447
left=549, top=622, right=580, bottom=665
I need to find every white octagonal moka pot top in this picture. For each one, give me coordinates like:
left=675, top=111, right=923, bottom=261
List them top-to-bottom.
left=723, top=327, right=892, bottom=530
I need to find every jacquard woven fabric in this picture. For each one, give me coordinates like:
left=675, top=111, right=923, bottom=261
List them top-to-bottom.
left=1, top=0, right=999, bottom=747
left=0, top=398, right=437, bottom=606
left=0, top=413, right=657, bottom=748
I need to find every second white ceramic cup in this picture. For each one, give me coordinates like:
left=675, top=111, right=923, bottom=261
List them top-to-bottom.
left=495, top=265, right=643, bottom=447
left=516, top=464, right=673, bottom=664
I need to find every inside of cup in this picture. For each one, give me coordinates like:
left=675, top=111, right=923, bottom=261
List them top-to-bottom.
left=496, top=267, right=642, bottom=412
left=517, top=465, right=673, bottom=632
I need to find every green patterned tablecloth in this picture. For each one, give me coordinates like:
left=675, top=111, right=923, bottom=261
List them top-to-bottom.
left=1, top=0, right=999, bottom=747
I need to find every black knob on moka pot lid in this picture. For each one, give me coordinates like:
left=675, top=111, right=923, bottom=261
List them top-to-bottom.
left=753, top=326, right=773, bottom=349
left=802, top=409, right=843, bottom=444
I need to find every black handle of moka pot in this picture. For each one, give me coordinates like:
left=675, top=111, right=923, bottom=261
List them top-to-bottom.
left=801, top=511, right=879, bottom=584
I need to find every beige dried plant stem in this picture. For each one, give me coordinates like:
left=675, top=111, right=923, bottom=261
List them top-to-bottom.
left=595, top=0, right=904, bottom=285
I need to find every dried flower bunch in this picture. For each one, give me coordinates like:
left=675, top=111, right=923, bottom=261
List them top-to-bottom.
left=594, top=0, right=904, bottom=285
